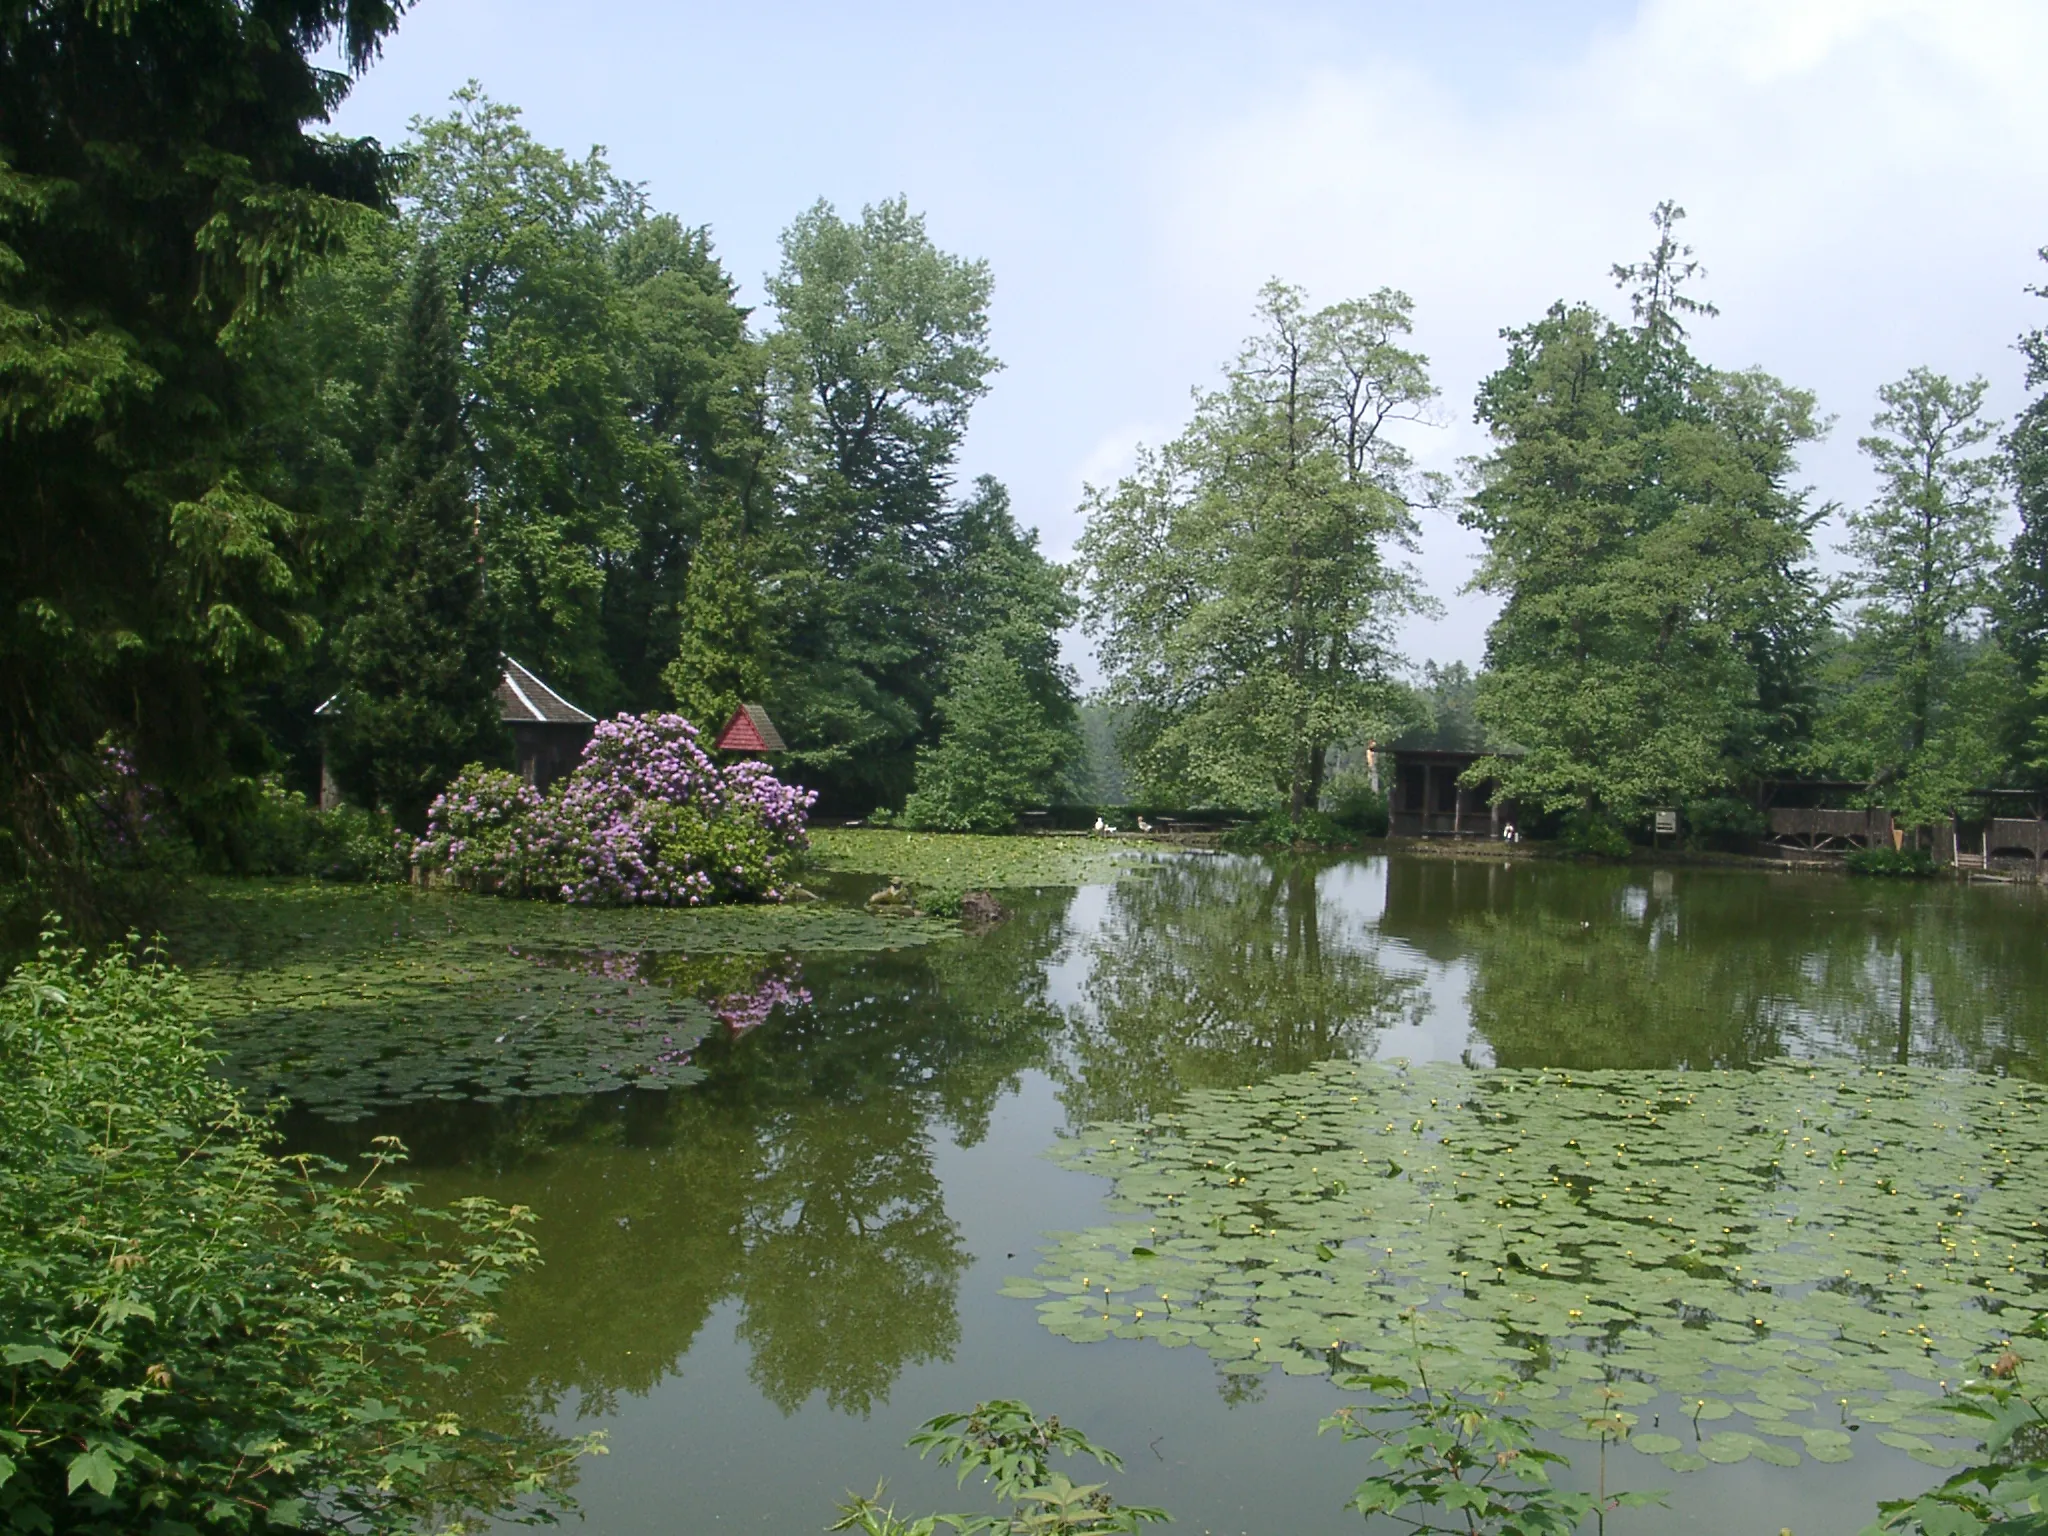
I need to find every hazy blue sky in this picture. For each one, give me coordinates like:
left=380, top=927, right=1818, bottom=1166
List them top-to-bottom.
left=331, top=1, right=2048, bottom=678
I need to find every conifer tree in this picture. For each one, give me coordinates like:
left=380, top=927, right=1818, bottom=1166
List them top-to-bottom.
left=331, top=245, right=504, bottom=832
left=662, top=510, right=773, bottom=732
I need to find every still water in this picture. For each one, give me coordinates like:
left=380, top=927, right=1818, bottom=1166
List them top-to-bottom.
left=265, top=853, right=2048, bottom=1534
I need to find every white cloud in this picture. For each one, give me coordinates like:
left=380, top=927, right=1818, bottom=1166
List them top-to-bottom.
left=1149, top=0, right=2048, bottom=662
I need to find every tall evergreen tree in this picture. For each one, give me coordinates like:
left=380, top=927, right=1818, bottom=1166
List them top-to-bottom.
left=0, top=0, right=402, bottom=881
left=330, top=246, right=504, bottom=833
left=903, top=477, right=1082, bottom=828
left=662, top=510, right=773, bottom=733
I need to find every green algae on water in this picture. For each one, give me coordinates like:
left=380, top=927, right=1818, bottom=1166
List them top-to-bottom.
left=1014, top=1059, right=2048, bottom=1473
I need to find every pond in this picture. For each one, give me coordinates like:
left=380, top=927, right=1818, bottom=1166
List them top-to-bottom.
left=161, top=852, right=2048, bottom=1535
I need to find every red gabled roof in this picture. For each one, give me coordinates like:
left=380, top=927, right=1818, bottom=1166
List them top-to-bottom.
left=716, top=702, right=785, bottom=753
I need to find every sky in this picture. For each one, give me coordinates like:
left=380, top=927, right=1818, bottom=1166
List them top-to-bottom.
left=329, top=0, right=2048, bottom=681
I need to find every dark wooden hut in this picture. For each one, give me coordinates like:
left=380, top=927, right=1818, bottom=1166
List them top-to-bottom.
left=317, top=655, right=595, bottom=806
left=497, top=656, right=595, bottom=792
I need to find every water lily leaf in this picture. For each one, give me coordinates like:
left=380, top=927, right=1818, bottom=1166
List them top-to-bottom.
left=1017, top=1058, right=2048, bottom=1472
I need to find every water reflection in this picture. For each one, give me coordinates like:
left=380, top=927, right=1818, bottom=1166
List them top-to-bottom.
left=259, top=853, right=2048, bottom=1532
left=1058, top=855, right=1426, bottom=1123
left=1374, top=856, right=2048, bottom=1075
left=342, top=892, right=1076, bottom=1426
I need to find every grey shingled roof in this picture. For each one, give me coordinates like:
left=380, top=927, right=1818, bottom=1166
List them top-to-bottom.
left=497, top=655, right=594, bottom=724
left=318, top=657, right=593, bottom=725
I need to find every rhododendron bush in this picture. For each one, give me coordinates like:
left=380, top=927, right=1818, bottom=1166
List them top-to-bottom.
left=417, top=714, right=814, bottom=904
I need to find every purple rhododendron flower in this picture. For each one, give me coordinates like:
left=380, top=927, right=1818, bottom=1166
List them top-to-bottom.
left=416, top=713, right=814, bottom=907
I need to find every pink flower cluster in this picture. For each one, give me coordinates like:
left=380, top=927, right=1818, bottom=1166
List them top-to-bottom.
left=418, top=713, right=816, bottom=907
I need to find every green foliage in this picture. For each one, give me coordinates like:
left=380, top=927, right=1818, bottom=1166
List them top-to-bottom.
left=0, top=0, right=402, bottom=887
left=762, top=197, right=1001, bottom=808
left=1463, top=204, right=1827, bottom=824
left=328, top=243, right=505, bottom=833
left=2002, top=248, right=2048, bottom=785
left=1082, top=282, right=1432, bottom=815
left=1817, top=370, right=2011, bottom=824
left=903, top=479, right=1084, bottom=830
left=662, top=510, right=774, bottom=734
left=904, top=640, right=1076, bottom=832
left=1326, top=772, right=1391, bottom=836
left=229, top=775, right=408, bottom=882
left=1677, top=795, right=1764, bottom=852
left=1222, top=808, right=1353, bottom=850
left=1559, top=808, right=1633, bottom=858
left=1845, top=845, right=1939, bottom=879
left=0, top=933, right=593, bottom=1531
left=1013, top=1058, right=2048, bottom=1474
left=1323, top=1348, right=1665, bottom=1534
left=1864, top=1374, right=2048, bottom=1535
left=830, top=1401, right=1170, bottom=1536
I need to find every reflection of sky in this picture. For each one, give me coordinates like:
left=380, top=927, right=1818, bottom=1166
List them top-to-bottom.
left=1047, top=852, right=2048, bottom=1076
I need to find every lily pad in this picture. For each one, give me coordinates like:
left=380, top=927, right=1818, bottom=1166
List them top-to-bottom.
left=1013, top=1059, right=2047, bottom=1469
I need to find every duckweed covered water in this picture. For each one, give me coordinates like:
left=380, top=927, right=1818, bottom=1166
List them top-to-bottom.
left=164, top=853, right=2048, bottom=1534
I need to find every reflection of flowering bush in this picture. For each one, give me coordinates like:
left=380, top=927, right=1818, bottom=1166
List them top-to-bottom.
left=417, top=714, right=815, bottom=906
left=714, top=969, right=811, bottom=1034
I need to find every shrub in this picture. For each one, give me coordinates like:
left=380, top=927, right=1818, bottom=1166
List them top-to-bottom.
left=417, top=714, right=815, bottom=906
left=414, top=765, right=546, bottom=894
left=1325, top=772, right=1391, bottom=837
left=233, top=778, right=410, bottom=883
left=1679, top=796, right=1765, bottom=852
left=306, top=803, right=411, bottom=883
left=1222, top=807, right=1353, bottom=850
left=1561, top=809, right=1633, bottom=859
left=1845, top=844, right=1939, bottom=878
left=0, top=934, right=591, bottom=1532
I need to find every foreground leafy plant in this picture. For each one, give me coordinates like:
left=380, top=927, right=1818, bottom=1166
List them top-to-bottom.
left=0, top=932, right=597, bottom=1531
left=1324, top=1328, right=1664, bottom=1534
left=1863, top=1367, right=2048, bottom=1534
left=830, top=1400, right=1170, bottom=1535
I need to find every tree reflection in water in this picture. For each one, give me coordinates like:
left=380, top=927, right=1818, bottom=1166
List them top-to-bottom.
left=279, top=853, right=2048, bottom=1460
left=1058, top=854, right=1427, bottom=1124
left=1376, top=855, right=2048, bottom=1075
left=351, top=894, right=1077, bottom=1428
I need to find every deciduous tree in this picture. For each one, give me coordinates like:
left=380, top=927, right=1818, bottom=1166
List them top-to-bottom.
left=763, top=197, right=999, bottom=807
left=1462, top=204, right=1826, bottom=835
left=1081, top=282, right=1432, bottom=815
left=1818, top=369, right=2010, bottom=823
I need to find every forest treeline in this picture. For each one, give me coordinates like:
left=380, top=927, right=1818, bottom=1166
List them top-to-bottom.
left=5, top=1, right=2048, bottom=898
left=1084, top=205, right=2048, bottom=848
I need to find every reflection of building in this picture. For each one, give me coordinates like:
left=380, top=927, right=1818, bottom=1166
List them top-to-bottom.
left=1386, top=746, right=1517, bottom=839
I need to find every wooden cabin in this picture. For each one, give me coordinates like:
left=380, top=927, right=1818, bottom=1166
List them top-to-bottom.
left=317, top=655, right=595, bottom=807
left=496, top=656, right=596, bottom=792
left=1386, top=746, right=1516, bottom=839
